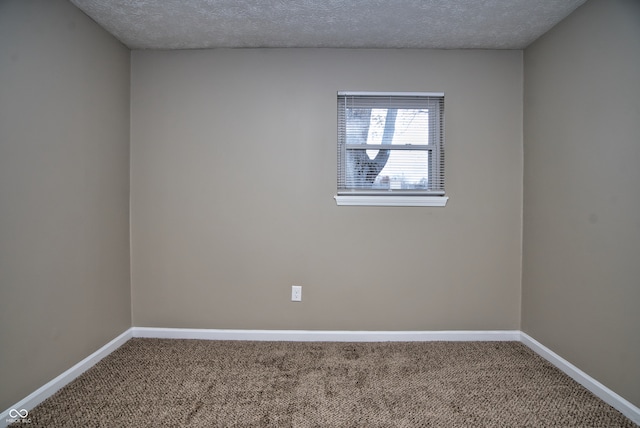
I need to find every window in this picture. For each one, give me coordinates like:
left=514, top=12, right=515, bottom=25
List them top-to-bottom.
left=335, top=92, right=448, bottom=207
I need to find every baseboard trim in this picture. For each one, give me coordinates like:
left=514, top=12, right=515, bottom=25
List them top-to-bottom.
left=131, top=327, right=521, bottom=342
left=1, top=328, right=132, bottom=428
left=521, top=332, right=640, bottom=425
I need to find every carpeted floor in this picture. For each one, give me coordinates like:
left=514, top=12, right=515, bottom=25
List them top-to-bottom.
left=14, top=339, right=637, bottom=427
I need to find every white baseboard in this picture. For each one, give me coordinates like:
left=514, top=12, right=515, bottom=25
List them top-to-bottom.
left=131, top=327, right=521, bottom=342
left=3, top=328, right=638, bottom=427
left=1, top=329, right=132, bottom=428
left=521, top=332, right=640, bottom=425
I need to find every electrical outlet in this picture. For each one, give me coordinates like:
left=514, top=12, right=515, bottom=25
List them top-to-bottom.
left=291, top=285, right=302, bottom=302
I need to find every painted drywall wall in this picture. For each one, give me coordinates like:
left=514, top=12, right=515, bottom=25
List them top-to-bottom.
left=0, top=0, right=131, bottom=410
left=522, top=0, right=640, bottom=407
left=131, top=48, right=523, bottom=331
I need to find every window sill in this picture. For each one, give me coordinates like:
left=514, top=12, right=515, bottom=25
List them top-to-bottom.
left=334, top=195, right=449, bottom=207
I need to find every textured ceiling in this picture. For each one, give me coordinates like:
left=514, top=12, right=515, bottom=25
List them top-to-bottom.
left=70, top=0, right=587, bottom=50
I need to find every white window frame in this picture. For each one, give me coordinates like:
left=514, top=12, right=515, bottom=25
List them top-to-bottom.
left=335, top=91, right=448, bottom=207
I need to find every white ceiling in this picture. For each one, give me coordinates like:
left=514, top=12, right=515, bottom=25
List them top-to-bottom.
left=70, top=0, right=587, bottom=50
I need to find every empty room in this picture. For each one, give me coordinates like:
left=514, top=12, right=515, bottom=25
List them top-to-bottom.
left=1, top=0, right=638, bottom=426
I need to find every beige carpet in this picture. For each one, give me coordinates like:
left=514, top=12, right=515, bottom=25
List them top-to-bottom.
left=15, top=339, right=637, bottom=427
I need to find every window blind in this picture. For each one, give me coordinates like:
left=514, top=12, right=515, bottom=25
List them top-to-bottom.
left=337, top=92, right=445, bottom=196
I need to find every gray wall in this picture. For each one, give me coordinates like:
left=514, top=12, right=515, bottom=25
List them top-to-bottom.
left=0, top=0, right=131, bottom=410
left=522, top=0, right=640, bottom=407
left=130, top=49, right=523, bottom=330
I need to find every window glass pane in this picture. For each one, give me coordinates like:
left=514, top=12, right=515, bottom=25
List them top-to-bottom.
left=364, top=108, right=429, bottom=152
left=346, top=149, right=430, bottom=190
